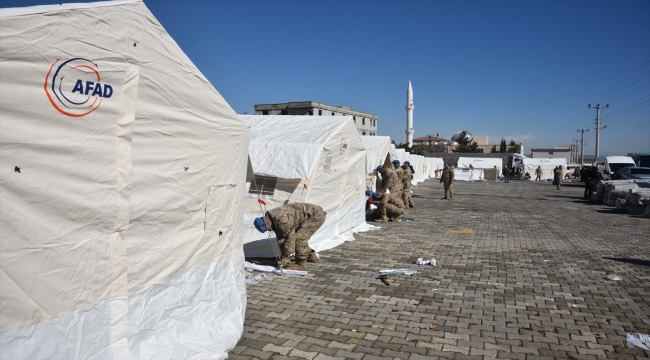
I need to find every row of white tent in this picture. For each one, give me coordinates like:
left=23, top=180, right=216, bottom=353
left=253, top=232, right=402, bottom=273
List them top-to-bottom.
left=0, top=2, right=446, bottom=359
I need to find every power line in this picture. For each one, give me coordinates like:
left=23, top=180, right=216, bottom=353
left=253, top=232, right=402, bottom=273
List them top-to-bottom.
left=590, top=60, right=650, bottom=104
left=607, top=79, right=650, bottom=104
left=602, top=93, right=650, bottom=117
left=603, top=103, right=650, bottom=122
left=606, top=110, right=650, bottom=126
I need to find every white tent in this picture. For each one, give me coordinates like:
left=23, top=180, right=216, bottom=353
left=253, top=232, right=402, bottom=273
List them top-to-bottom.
left=0, top=1, right=249, bottom=358
left=240, top=115, right=368, bottom=257
left=360, top=136, right=397, bottom=191
left=395, top=148, right=407, bottom=162
left=428, top=157, right=445, bottom=178
left=457, top=157, right=502, bottom=181
left=522, top=158, right=568, bottom=180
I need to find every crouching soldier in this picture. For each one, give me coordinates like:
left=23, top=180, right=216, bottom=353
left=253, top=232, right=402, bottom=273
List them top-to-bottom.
left=378, top=164, right=402, bottom=198
left=370, top=192, right=404, bottom=223
left=254, top=203, right=325, bottom=270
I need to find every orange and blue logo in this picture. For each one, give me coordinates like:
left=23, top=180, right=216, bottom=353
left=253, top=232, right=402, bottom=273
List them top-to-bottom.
left=44, top=58, right=113, bottom=117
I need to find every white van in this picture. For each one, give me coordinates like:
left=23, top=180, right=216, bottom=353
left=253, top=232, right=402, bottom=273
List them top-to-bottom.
left=595, top=156, right=636, bottom=180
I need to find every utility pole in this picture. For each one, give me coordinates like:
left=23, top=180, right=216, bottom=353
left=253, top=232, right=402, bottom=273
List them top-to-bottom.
left=588, top=104, right=609, bottom=159
left=577, top=129, right=589, bottom=166
left=572, top=139, right=580, bottom=163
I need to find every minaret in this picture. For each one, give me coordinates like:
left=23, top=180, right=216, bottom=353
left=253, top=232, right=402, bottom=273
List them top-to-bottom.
left=405, top=80, right=414, bottom=147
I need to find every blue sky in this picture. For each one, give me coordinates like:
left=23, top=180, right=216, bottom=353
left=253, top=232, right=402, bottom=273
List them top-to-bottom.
left=4, top=0, right=649, bottom=156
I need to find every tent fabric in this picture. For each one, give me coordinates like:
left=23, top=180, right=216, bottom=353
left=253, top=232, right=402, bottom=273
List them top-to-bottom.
left=0, top=1, right=248, bottom=358
left=240, top=115, right=368, bottom=257
left=360, top=136, right=396, bottom=191
left=360, top=136, right=396, bottom=173
left=457, top=157, right=503, bottom=179
left=428, top=158, right=445, bottom=178
left=522, top=158, right=568, bottom=180
left=454, top=168, right=485, bottom=181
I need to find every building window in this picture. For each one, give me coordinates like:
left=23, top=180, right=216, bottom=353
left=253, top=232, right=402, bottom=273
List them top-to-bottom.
left=280, top=109, right=288, bottom=115
left=262, top=110, right=268, bottom=115
left=308, top=110, right=313, bottom=115
left=318, top=110, right=322, bottom=115
left=332, top=112, right=335, bottom=116
left=362, top=119, right=365, bottom=125
left=363, top=132, right=366, bottom=135
left=549, top=152, right=553, bottom=155
left=249, top=175, right=277, bottom=196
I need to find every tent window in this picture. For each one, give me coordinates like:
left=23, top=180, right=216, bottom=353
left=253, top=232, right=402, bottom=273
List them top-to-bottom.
left=332, top=112, right=336, bottom=116
left=249, top=176, right=277, bottom=196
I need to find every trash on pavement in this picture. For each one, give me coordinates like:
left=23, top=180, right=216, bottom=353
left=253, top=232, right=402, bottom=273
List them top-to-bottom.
left=398, top=217, right=415, bottom=222
left=416, top=257, right=437, bottom=266
left=376, top=268, right=423, bottom=286
left=245, top=272, right=272, bottom=284
left=606, top=274, right=622, bottom=281
left=429, top=325, right=437, bottom=330
left=626, top=333, right=650, bottom=350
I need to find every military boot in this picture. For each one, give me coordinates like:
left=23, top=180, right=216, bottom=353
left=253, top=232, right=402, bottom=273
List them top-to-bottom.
left=393, top=214, right=403, bottom=222
left=374, top=217, right=388, bottom=223
left=307, top=252, right=319, bottom=263
left=280, top=256, right=291, bottom=267
left=285, top=260, right=307, bottom=271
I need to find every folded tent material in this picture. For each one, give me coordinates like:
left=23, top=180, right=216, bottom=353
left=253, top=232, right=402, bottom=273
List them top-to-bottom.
left=0, top=1, right=249, bottom=358
left=240, top=115, right=369, bottom=257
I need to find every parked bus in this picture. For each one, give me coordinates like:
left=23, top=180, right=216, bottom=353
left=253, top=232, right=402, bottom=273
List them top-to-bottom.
left=627, top=153, right=650, bottom=167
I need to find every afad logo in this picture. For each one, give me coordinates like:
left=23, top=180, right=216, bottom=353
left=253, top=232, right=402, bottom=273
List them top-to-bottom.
left=44, top=58, right=113, bottom=117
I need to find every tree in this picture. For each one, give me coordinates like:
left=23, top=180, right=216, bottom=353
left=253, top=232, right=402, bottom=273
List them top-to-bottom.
left=452, top=131, right=480, bottom=153
left=499, top=138, right=507, bottom=153
left=506, top=140, right=521, bottom=154
left=491, top=145, right=498, bottom=153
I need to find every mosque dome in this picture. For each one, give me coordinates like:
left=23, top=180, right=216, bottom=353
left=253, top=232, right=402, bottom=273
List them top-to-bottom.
left=451, top=130, right=473, bottom=142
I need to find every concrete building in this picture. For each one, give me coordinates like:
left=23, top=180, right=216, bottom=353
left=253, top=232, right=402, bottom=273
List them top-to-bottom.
left=253, top=101, right=378, bottom=136
left=413, top=131, right=525, bottom=154
left=530, top=147, right=572, bottom=162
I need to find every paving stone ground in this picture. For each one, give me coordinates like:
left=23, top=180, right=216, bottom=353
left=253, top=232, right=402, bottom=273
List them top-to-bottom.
left=232, top=178, right=650, bottom=360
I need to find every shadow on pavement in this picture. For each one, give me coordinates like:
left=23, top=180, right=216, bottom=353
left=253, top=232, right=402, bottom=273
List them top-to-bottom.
left=603, top=257, right=650, bottom=267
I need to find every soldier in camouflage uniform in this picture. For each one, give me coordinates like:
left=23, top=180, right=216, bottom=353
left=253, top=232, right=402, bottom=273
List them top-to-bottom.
left=392, top=159, right=404, bottom=188
left=401, top=161, right=415, bottom=208
left=440, top=163, right=455, bottom=200
left=377, top=165, right=402, bottom=199
left=554, top=165, right=563, bottom=190
left=370, top=192, right=405, bottom=222
left=254, top=203, right=325, bottom=270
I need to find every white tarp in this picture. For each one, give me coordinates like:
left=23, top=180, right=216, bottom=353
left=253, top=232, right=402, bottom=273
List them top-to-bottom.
left=0, top=1, right=249, bottom=358
left=240, top=115, right=369, bottom=257
left=360, top=136, right=396, bottom=191
left=395, top=148, right=406, bottom=162
left=428, top=157, right=445, bottom=178
left=457, top=157, right=503, bottom=177
left=522, top=158, right=568, bottom=181
left=454, top=168, right=485, bottom=181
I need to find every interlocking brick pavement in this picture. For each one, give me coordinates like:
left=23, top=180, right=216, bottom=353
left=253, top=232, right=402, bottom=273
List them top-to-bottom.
left=234, top=179, right=650, bottom=359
